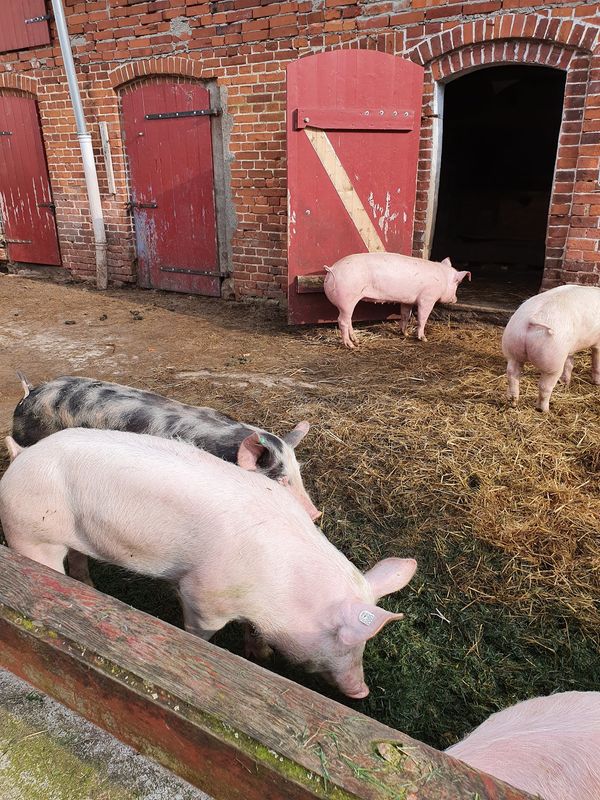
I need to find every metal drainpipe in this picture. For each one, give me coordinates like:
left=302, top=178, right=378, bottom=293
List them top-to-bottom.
left=50, top=0, right=108, bottom=289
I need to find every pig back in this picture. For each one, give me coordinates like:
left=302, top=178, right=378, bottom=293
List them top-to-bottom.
left=327, top=253, right=446, bottom=305
left=11, top=376, right=249, bottom=452
left=0, top=428, right=319, bottom=582
left=446, top=692, right=600, bottom=800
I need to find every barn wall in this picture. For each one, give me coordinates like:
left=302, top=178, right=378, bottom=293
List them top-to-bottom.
left=0, top=0, right=598, bottom=300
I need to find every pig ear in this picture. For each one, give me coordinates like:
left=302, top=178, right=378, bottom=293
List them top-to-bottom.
left=441, top=257, right=452, bottom=267
left=456, top=270, right=471, bottom=283
left=281, top=421, right=310, bottom=449
left=237, top=432, right=267, bottom=471
left=5, top=436, right=23, bottom=462
left=364, top=558, right=417, bottom=602
left=338, top=603, right=404, bottom=648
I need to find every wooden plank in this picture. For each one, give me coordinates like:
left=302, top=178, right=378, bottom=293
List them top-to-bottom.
left=294, top=109, right=414, bottom=132
left=304, top=128, right=386, bottom=254
left=296, top=274, right=325, bottom=294
left=0, top=547, right=535, bottom=800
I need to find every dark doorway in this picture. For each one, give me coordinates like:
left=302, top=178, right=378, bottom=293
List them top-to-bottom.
left=431, top=65, right=566, bottom=306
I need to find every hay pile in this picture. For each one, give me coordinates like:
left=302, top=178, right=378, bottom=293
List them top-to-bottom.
left=160, top=317, right=600, bottom=634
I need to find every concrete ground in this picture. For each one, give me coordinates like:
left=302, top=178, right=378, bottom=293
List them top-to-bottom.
left=0, top=669, right=211, bottom=800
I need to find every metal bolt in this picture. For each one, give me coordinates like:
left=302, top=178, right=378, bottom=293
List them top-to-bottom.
left=379, top=109, right=384, bottom=115
left=364, top=110, right=370, bottom=115
left=392, top=110, right=398, bottom=117
left=404, top=111, right=409, bottom=117
left=304, top=117, right=310, bottom=123
left=305, top=209, right=311, bottom=215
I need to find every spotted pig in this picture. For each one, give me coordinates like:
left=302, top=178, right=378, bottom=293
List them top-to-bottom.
left=12, top=374, right=319, bottom=520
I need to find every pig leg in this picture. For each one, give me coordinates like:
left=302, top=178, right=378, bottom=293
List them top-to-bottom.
left=336, top=299, right=360, bottom=348
left=416, top=299, right=435, bottom=341
left=399, top=304, right=412, bottom=336
left=591, top=346, right=600, bottom=384
left=560, top=356, right=574, bottom=386
left=506, top=360, right=522, bottom=406
left=536, top=371, right=562, bottom=413
left=9, top=540, right=69, bottom=575
left=66, top=550, right=95, bottom=586
left=178, top=576, right=229, bottom=640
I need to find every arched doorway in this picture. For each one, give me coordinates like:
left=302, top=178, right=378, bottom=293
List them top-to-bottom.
left=431, top=65, right=566, bottom=305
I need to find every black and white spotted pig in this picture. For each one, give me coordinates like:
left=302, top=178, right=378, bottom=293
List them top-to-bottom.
left=12, top=374, right=319, bottom=521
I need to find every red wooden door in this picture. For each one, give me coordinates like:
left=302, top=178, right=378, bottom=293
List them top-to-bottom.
left=0, top=1, right=51, bottom=54
left=287, top=51, right=424, bottom=324
left=122, top=82, right=220, bottom=295
left=0, top=94, right=61, bottom=266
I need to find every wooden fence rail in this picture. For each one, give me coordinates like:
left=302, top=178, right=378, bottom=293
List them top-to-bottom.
left=0, top=546, right=534, bottom=800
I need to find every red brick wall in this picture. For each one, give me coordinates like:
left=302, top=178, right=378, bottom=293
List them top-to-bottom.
left=0, top=1, right=599, bottom=299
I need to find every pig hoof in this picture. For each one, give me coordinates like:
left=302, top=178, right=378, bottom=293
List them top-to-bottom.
left=418, top=335, right=428, bottom=342
left=343, top=341, right=356, bottom=349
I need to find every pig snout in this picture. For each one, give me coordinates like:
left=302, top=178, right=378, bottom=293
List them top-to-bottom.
left=277, top=475, right=321, bottom=520
left=292, top=486, right=321, bottom=521
left=325, top=669, right=369, bottom=699
left=345, top=681, right=370, bottom=699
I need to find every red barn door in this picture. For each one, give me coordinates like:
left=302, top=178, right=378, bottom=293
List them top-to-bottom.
left=287, top=51, right=424, bottom=324
left=122, top=81, right=220, bottom=296
left=0, top=94, right=61, bottom=265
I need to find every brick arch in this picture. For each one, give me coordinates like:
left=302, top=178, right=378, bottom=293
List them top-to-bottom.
left=408, top=14, right=596, bottom=288
left=410, top=14, right=598, bottom=67
left=109, top=57, right=206, bottom=90
left=0, top=72, right=38, bottom=95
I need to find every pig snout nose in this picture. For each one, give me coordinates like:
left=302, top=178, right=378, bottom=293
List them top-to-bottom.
left=346, top=683, right=369, bottom=700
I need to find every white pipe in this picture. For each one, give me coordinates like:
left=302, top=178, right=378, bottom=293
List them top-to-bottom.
left=50, top=0, right=108, bottom=289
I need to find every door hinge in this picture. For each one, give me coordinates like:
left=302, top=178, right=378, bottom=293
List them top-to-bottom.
left=25, top=14, right=51, bottom=23
left=145, top=109, right=220, bottom=120
left=126, top=200, right=157, bottom=210
left=37, top=202, right=56, bottom=211
left=4, top=238, right=33, bottom=244
left=160, top=267, right=222, bottom=277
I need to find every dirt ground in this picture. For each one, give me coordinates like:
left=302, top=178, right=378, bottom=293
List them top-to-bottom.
left=0, top=273, right=598, bottom=752
left=0, top=273, right=313, bottom=419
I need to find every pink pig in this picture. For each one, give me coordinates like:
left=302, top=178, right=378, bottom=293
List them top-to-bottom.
left=323, top=253, right=471, bottom=348
left=502, top=284, right=600, bottom=412
left=0, top=428, right=417, bottom=699
left=446, top=691, right=600, bottom=800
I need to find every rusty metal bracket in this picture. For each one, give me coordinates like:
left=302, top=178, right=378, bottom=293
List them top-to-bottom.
left=25, top=14, right=51, bottom=23
left=145, top=109, right=220, bottom=120
left=126, top=201, right=157, bottom=210
left=3, top=238, right=33, bottom=244
left=159, top=267, right=222, bottom=277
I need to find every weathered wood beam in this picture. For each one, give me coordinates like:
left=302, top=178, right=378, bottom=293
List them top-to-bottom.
left=296, top=274, right=325, bottom=294
left=0, top=546, right=534, bottom=800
